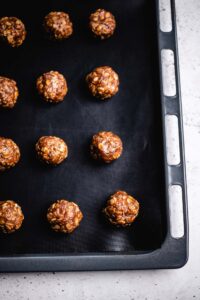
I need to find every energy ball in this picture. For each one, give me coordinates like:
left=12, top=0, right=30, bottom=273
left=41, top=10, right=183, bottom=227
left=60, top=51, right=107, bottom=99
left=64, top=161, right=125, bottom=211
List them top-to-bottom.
left=89, top=9, right=116, bottom=39
left=44, top=12, right=73, bottom=40
left=0, top=17, right=26, bottom=47
left=86, top=66, right=119, bottom=99
left=36, top=71, right=68, bottom=103
left=0, top=76, right=19, bottom=108
left=90, top=131, right=123, bottom=163
left=36, top=136, right=68, bottom=165
left=0, top=137, right=20, bottom=171
left=103, top=191, right=139, bottom=227
left=47, top=199, right=83, bottom=233
left=0, top=200, right=24, bottom=233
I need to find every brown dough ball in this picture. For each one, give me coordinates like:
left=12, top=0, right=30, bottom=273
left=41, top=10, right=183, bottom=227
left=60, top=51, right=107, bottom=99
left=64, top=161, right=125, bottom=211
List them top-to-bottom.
left=89, top=9, right=116, bottom=39
left=44, top=12, right=73, bottom=40
left=0, top=17, right=26, bottom=47
left=86, top=66, right=119, bottom=99
left=36, top=71, right=68, bottom=103
left=0, top=76, right=19, bottom=108
left=90, top=131, right=123, bottom=163
left=36, top=136, right=68, bottom=165
left=0, top=137, right=20, bottom=171
left=103, top=191, right=139, bottom=227
left=47, top=199, right=83, bottom=233
left=0, top=200, right=24, bottom=233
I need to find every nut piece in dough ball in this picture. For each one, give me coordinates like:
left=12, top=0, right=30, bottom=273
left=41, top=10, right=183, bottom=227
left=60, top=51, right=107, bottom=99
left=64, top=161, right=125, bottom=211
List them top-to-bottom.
left=89, top=9, right=116, bottom=39
left=44, top=12, right=73, bottom=40
left=0, top=17, right=26, bottom=47
left=86, top=66, right=119, bottom=99
left=36, top=71, right=68, bottom=103
left=0, top=76, right=19, bottom=108
left=90, top=131, right=123, bottom=163
left=36, top=136, right=68, bottom=165
left=0, top=137, right=20, bottom=171
left=103, top=191, right=139, bottom=227
left=47, top=199, right=83, bottom=233
left=0, top=200, right=24, bottom=233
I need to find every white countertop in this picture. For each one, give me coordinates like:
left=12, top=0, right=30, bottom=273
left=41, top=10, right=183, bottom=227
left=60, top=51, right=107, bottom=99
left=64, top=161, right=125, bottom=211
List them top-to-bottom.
left=0, top=0, right=200, bottom=299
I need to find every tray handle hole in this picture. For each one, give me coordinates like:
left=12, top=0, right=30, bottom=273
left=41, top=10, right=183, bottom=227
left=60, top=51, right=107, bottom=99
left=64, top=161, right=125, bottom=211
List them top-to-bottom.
left=159, top=0, right=173, bottom=32
left=161, top=49, right=176, bottom=97
left=165, top=115, right=180, bottom=165
left=169, top=185, right=184, bottom=238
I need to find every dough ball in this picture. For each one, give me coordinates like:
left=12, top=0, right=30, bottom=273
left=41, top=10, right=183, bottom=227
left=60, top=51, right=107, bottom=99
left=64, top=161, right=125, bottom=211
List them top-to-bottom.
left=89, top=9, right=116, bottom=39
left=44, top=12, right=73, bottom=40
left=0, top=17, right=26, bottom=47
left=86, top=66, right=119, bottom=99
left=36, top=71, right=68, bottom=103
left=0, top=76, right=19, bottom=108
left=90, top=131, right=123, bottom=163
left=36, top=136, right=68, bottom=165
left=0, top=137, right=20, bottom=171
left=103, top=191, right=139, bottom=227
left=47, top=199, right=83, bottom=233
left=0, top=200, right=24, bottom=233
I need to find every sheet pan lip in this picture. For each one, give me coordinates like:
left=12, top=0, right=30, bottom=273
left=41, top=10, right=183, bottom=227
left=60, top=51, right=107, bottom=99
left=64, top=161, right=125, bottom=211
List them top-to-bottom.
left=0, top=0, right=188, bottom=271
left=155, top=0, right=189, bottom=267
left=0, top=233, right=188, bottom=272
left=0, top=240, right=188, bottom=272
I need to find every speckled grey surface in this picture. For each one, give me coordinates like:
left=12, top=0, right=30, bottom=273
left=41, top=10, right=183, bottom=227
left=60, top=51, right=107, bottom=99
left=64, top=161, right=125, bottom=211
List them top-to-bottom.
left=0, top=0, right=200, bottom=299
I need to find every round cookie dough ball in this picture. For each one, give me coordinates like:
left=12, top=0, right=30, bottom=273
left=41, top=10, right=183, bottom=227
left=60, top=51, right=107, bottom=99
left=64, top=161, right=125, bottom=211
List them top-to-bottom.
left=89, top=9, right=116, bottom=39
left=44, top=12, right=73, bottom=40
left=0, top=17, right=26, bottom=47
left=86, top=66, right=119, bottom=99
left=36, top=71, right=68, bottom=103
left=0, top=76, right=19, bottom=108
left=90, top=131, right=123, bottom=163
left=36, top=136, right=68, bottom=165
left=0, top=137, right=20, bottom=171
left=103, top=191, right=139, bottom=227
left=47, top=199, right=83, bottom=233
left=0, top=200, right=24, bottom=233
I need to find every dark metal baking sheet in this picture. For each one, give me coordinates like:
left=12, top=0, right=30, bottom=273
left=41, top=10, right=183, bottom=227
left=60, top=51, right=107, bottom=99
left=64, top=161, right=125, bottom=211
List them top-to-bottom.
left=0, top=0, right=188, bottom=271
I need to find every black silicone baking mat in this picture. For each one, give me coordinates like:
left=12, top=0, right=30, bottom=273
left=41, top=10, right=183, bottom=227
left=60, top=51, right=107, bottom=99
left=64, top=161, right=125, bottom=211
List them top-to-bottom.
left=0, top=0, right=188, bottom=271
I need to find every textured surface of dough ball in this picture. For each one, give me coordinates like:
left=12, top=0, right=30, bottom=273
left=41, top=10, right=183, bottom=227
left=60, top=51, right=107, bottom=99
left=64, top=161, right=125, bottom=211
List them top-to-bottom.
left=89, top=9, right=116, bottom=39
left=44, top=12, right=73, bottom=40
left=0, top=17, right=26, bottom=47
left=86, top=66, right=119, bottom=99
left=36, top=71, right=68, bottom=103
left=0, top=76, right=19, bottom=108
left=90, top=131, right=123, bottom=163
left=36, top=136, right=68, bottom=165
left=0, top=137, right=20, bottom=171
left=103, top=191, right=139, bottom=227
left=47, top=199, right=83, bottom=233
left=0, top=200, right=24, bottom=233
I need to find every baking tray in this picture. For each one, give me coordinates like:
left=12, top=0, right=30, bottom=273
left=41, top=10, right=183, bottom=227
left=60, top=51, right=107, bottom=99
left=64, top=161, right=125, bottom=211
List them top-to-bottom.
left=0, top=0, right=188, bottom=271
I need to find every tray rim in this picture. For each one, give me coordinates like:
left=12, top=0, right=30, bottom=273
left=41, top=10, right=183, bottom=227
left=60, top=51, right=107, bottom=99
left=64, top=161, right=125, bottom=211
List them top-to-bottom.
left=0, top=0, right=188, bottom=272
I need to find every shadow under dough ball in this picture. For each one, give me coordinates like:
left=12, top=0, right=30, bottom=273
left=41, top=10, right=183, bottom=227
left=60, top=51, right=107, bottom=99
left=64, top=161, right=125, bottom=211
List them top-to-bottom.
left=89, top=9, right=116, bottom=39
left=44, top=11, right=73, bottom=40
left=0, top=17, right=26, bottom=47
left=86, top=66, right=119, bottom=100
left=36, top=71, right=68, bottom=103
left=0, top=76, right=19, bottom=108
left=90, top=131, right=123, bottom=163
left=35, top=136, right=68, bottom=165
left=0, top=137, right=20, bottom=171
left=103, top=191, right=139, bottom=227
left=47, top=199, right=83, bottom=233
left=0, top=200, right=24, bottom=233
